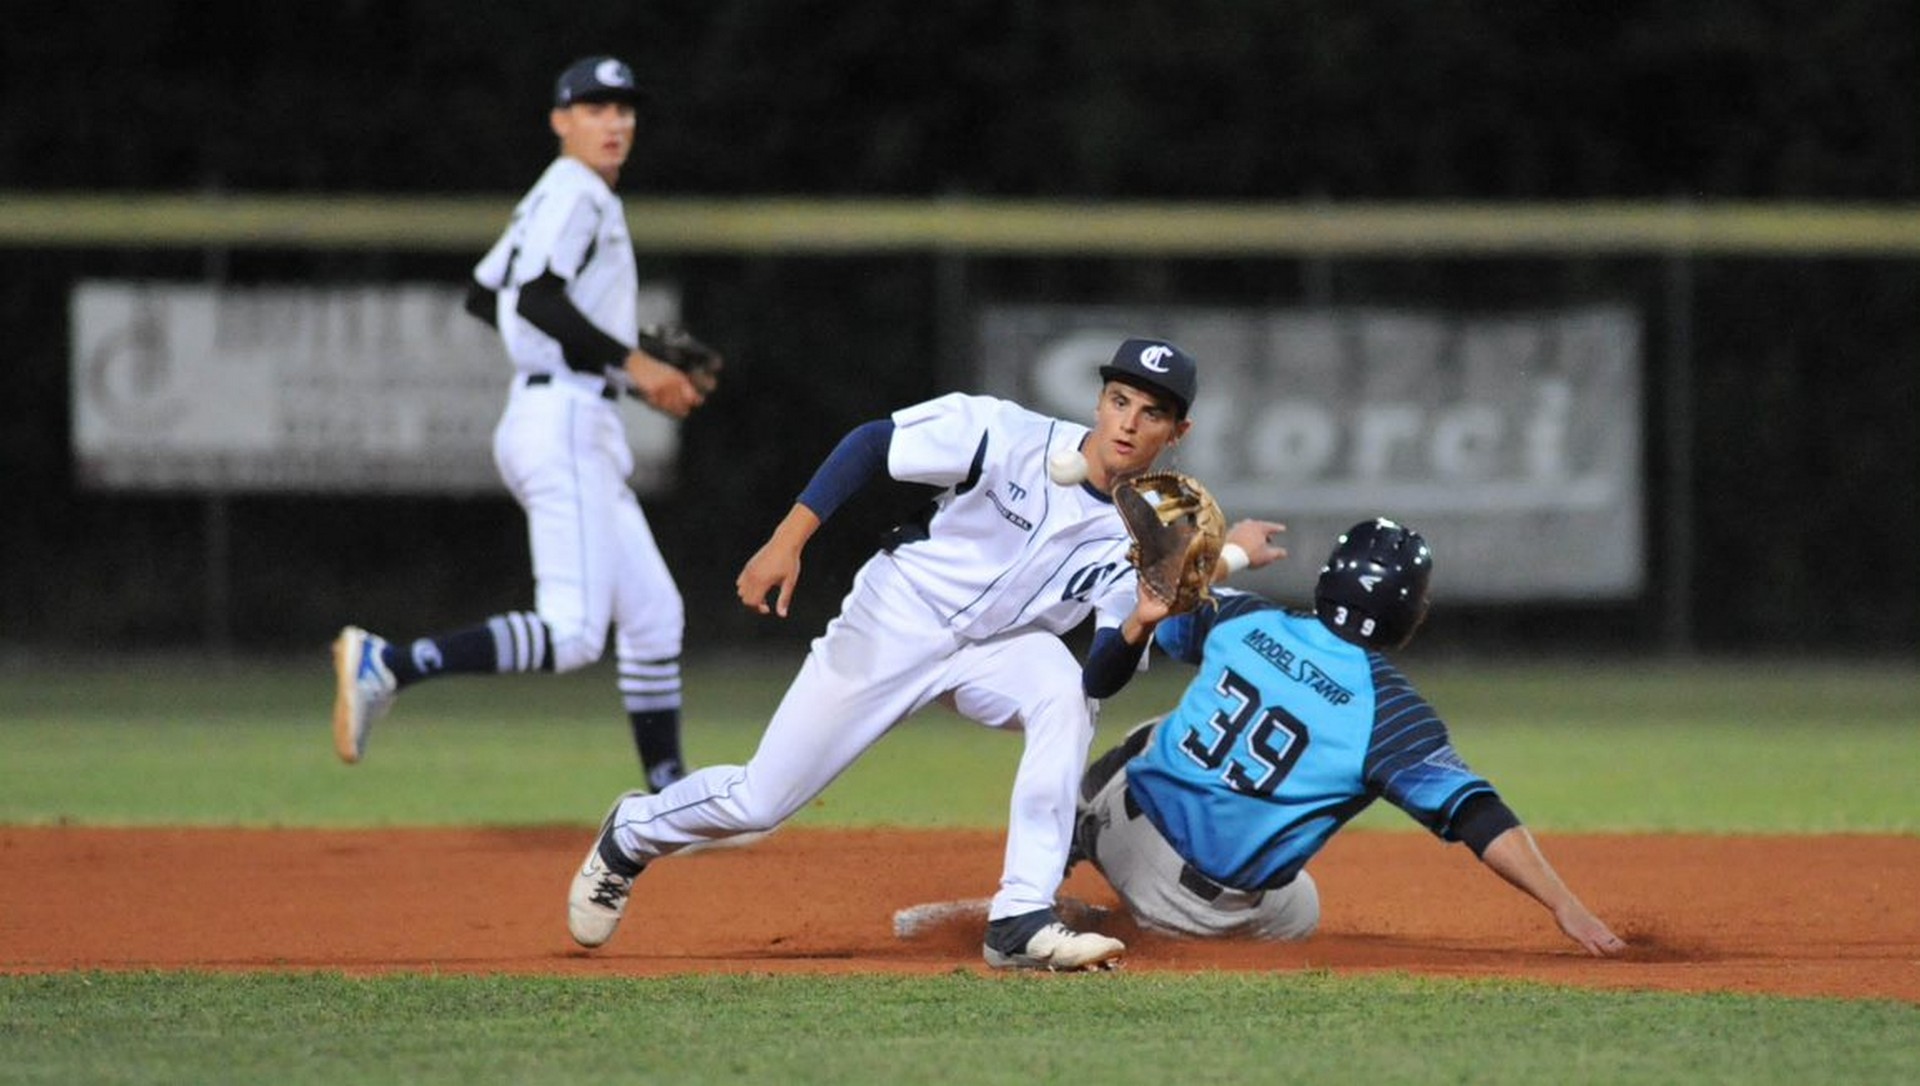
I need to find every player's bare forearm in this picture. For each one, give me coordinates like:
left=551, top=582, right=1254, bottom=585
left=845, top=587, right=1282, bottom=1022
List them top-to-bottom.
left=736, top=504, right=821, bottom=617
left=1479, top=826, right=1627, bottom=957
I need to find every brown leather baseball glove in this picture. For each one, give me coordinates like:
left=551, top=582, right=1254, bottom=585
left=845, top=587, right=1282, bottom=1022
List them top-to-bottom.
left=636, top=323, right=723, bottom=395
left=1113, top=471, right=1226, bottom=614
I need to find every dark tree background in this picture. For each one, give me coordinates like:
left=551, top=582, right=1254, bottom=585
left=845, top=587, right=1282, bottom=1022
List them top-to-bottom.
left=3, top=1, right=1916, bottom=657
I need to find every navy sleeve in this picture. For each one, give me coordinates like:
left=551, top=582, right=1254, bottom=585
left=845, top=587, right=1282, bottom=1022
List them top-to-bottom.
left=516, top=272, right=629, bottom=373
left=796, top=419, right=895, bottom=521
left=1082, top=626, right=1149, bottom=698
left=1450, top=793, right=1522, bottom=857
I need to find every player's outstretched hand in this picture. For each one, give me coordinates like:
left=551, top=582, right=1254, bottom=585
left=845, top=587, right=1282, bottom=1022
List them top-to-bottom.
left=624, top=350, right=705, bottom=419
left=738, top=505, right=822, bottom=618
left=1225, top=519, right=1288, bottom=571
left=737, top=541, right=803, bottom=617
left=1556, top=903, right=1628, bottom=957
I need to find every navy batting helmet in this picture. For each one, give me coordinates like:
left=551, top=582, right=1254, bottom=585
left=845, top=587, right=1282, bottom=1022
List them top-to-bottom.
left=1315, top=518, right=1432, bottom=650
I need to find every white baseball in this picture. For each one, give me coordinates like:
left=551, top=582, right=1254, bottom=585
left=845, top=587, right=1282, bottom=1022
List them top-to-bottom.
left=1048, top=448, right=1089, bottom=486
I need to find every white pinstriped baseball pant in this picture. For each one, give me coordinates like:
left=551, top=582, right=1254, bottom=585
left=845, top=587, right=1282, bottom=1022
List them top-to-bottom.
left=492, top=375, right=682, bottom=701
left=605, top=556, right=1094, bottom=922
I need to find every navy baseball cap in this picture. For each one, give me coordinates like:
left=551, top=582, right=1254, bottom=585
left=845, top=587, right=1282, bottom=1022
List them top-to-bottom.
left=554, top=56, right=646, bottom=107
left=1099, top=338, right=1198, bottom=417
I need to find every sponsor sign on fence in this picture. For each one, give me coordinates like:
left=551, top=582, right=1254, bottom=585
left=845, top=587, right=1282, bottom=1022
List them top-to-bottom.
left=70, top=281, right=682, bottom=494
left=980, top=305, right=1643, bottom=601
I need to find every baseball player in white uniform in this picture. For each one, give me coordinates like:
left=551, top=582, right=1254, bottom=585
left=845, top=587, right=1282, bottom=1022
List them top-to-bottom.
left=331, top=56, right=707, bottom=790
left=564, top=339, right=1286, bottom=970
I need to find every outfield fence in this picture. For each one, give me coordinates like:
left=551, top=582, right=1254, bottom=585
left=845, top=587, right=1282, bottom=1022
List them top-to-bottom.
left=6, top=196, right=1917, bottom=655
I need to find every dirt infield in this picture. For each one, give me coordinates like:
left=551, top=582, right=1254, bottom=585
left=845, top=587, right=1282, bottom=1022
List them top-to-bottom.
left=3, top=826, right=1915, bottom=1002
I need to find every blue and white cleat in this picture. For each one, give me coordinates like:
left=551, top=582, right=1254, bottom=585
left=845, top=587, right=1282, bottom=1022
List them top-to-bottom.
left=332, top=625, right=397, bottom=764
left=568, top=790, right=649, bottom=948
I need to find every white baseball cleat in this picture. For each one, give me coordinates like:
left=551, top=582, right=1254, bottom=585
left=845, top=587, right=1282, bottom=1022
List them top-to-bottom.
left=332, top=626, right=397, bottom=765
left=568, top=790, right=649, bottom=948
left=982, top=915, right=1126, bottom=972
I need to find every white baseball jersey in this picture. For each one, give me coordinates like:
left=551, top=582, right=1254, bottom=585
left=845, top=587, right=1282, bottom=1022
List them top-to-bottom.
left=467, top=155, right=682, bottom=705
left=471, top=156, right=638, bottom=375
left=602, top=391, right=1148, bottom=925
left=885, top=392, right=1139, bottom=639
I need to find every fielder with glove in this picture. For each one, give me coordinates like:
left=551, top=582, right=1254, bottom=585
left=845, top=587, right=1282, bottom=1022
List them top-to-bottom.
left=331, top=55, right=713, bottom=793
left=568, top=337, right=1281, bottom=972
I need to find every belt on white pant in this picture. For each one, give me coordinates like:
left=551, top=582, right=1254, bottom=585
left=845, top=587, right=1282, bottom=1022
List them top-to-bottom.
left=523, top=371, right=617, bottom=402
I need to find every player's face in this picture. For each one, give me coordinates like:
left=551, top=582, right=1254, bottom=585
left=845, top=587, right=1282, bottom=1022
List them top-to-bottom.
left=551, top=100, right=637, bottom=184
left=1087, top=380, right=1190, bottom=488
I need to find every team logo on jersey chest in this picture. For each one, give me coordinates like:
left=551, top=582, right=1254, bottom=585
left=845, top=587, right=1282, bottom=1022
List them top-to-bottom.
left=984, top=488, right=1032, bottom=531
left=1063, top=562, right=1121, bottom=602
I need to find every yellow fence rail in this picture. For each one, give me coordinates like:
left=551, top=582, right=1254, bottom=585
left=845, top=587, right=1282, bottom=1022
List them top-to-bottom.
left=5, top=193, right=1920, bottom=256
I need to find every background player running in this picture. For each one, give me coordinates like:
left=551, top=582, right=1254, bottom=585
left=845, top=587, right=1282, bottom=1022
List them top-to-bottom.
left=332, top=56, right=708, bottom=791
left=565, top=338, right=1285, bottom=971
left=1075, top=518, right=1627, bottom=957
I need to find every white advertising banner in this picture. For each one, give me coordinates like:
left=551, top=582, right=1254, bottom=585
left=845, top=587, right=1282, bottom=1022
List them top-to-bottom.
left=70, top=281, right=682, bottom=494
left=979, top=305, right=1643, bottom=602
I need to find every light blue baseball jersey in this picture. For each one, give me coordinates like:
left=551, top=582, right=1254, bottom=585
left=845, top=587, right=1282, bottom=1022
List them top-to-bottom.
left=1127, top=590, right=1496, bottom=890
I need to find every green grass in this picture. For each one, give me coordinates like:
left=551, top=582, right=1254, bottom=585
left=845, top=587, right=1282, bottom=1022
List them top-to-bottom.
left=2, top=655, right=1916, bottom=1085
left=0, top=656, right=1913, bottom=831
left=1386, top=659, right=1920, bottom=832
left=2, top=971, right=1915, bottom=1086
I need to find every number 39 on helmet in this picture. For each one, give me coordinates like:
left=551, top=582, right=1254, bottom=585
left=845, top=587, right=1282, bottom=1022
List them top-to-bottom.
left=1315, top=518, right=1433, bottom=651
